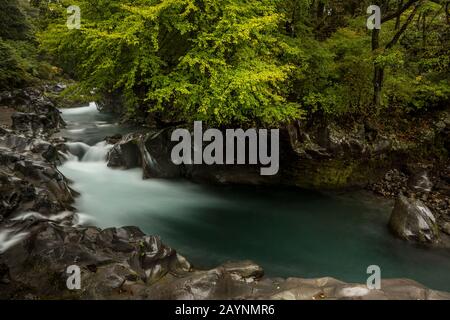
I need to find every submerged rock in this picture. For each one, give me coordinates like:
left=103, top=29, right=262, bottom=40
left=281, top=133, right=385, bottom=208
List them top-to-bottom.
left=389, top=194, right=440, bottom=243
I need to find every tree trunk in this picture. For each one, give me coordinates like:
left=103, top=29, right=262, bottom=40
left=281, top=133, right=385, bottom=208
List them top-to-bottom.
left=396, top=0, right=404, bottom=29
left=317, top=1, right=325, bottom=20
left=371, top=2, right=420, bottom=108
left=372, top=29, right=383, bottom=108
left=373, top=66, right=384, bottom=108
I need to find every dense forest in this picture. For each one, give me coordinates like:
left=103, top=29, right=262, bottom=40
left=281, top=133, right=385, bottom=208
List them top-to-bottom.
left=1, top=0, right=449, bottom=127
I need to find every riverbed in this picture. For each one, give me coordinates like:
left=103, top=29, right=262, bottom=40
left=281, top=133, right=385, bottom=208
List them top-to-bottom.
left=58, top=103, right=450, bottom=291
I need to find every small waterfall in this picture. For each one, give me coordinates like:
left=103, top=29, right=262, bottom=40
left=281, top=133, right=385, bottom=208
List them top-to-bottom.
left=60, top=102, right=98, bottom=116
left=64, top=141, right=112, bottom=163
left=81, top=141, right=112, bottom=162
left=65, top=142, right=91, bottom=160
left=0, top=229, right=28, bottom=254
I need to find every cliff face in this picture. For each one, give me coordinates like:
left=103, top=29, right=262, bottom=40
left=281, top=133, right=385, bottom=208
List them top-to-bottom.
left=105, top=110, right=450, bottom=189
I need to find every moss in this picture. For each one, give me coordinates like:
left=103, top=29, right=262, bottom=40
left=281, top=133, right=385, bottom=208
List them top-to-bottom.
left=288, top=158, right=392, bottom=190
left=311, top=160, right=358, bottom=189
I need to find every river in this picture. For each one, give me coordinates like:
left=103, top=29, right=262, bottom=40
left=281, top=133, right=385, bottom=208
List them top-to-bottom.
left=58, top=103, right=450, bottom=291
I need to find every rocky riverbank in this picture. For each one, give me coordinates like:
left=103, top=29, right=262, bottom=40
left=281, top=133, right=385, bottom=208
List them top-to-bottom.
left=1, top=86, right=450, bottom=300
left=104, top=109, right=450, bottom=248
left=3, top=219, right=450, bottom=300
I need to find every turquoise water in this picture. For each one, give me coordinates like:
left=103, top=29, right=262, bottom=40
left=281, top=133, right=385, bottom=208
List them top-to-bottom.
left=58, top=104, right=450, bottom=292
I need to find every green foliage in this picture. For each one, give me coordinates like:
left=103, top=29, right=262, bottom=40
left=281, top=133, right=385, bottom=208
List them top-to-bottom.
left=0, top=0, right=56, bottom=89
left=0, top=0, right=32, bottom=41
left=36, top=0, right=450, bottom=124
left=40, top=0, right=304, bottom=126
left=382, top=1, right=450, bottom=111
left=300, top=26, right=373, bottom=116
left=0, top=39, right=26, bottom=88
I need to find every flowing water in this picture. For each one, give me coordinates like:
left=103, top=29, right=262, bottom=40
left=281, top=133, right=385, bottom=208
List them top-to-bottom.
left=58, top=103, right=450, bottom=291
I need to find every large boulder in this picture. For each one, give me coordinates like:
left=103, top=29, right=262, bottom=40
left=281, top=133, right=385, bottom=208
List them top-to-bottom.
left=0, top=87, right=65, bottom=136
left=12, top=112, right=57, bottom=135
left=106, top=130, right=276, bottom=184
left=0, top=133, right=75, bottom=218
left=107, top=133, right=144, bottom=169
left=389, top=194, right=440, bottom=243
left=0, top=220, right=191, bottom=299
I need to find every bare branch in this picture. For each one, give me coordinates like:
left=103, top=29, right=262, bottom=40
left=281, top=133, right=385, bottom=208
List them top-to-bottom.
left=381, top=0, right=420, bottom=23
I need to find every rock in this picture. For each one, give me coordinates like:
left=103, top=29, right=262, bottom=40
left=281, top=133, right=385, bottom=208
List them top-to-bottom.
left=53, top=83, right=67, bottom=93
left=0, top=87, right=65, bottom=136
left=13, top=113, right=47, bottom=134
left=436, top=121, right=446, bottom=130
left=141, top=129, right=184, bottom=179
left=107, top=130, right=276, bottom=184
left=0, top=133, right=75, bottom=217
left=107, top=133, right=142, bottom=169
left=105, top=134, right=122, bottom=145
left=64, top=142, right=90, bottom=161
left=408, top=170, right=433, bottom=193
left=389, top=194, right=440, bottom=243
left=1, top=216, right=449, bottom=300
left=0, top=220, right=190, bottom=299
left=440, top=221, right=450, bottom=236
left=127, top=235, right=190, bottom=284
left=221, top=261, right=264, bottom=280
left=0, top=263, right=11, bottom=284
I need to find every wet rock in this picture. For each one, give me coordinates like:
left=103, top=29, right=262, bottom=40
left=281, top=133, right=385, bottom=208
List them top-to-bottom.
left=52, top=83, right=67, bottom=93
left=0, top=87, right=65, bottom=136
left=13, top=113, right=49, bottom=134
left=141, top=129, right=183, bottom=179
left=107, top=130, right=275, bottom=184
left=107, top=130, right=183, bottom=179
left=0, top=133, right=75, bottom=217
left=107, top=133, right=142, bottom=169
left=105, top=134, right=122, bottom=145
left=64, top=142, right=90, bottom=161
left=369, top=169, right=408, bottom=197
left=0, top=170, right=35, bottom=219
left=407, top=170, right=433, bottom=194
left=389, top=194, right=440, bottom=243
left=1, top=217, right=449, bottom=300
left=0, top=221, right=190, bottom=299
left=440, top=221, right=450, bottom=236
left=128, top=235, right=190, bottom=284
left=222, top=261, right=264, bottom=280
left=0, top=263, right=11, bottom=284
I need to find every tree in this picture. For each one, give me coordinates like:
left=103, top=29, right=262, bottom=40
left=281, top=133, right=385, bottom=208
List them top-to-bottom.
left=0, top=0, right=32, bottom=40
left=0, top=0, right=54, bottom=88
left=38, top=0, right=449, bottom=122
left=40, top=0, right=304, bottom=127
left=371, top=0, right=422, bottom=107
